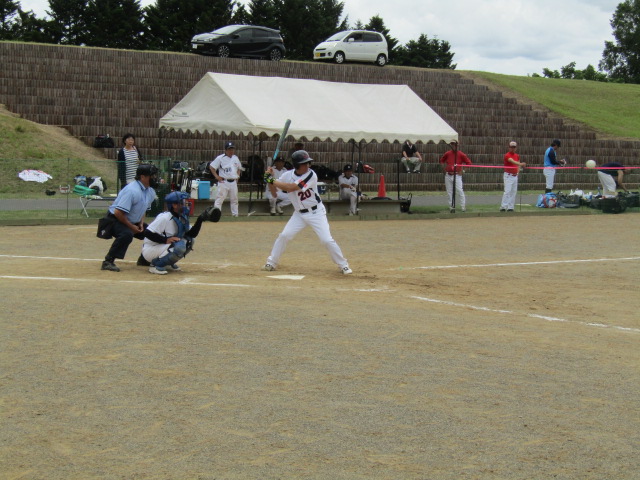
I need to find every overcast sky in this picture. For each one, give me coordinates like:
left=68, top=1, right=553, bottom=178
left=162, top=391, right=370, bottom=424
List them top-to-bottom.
left=18, top=0, right=621, bottom=76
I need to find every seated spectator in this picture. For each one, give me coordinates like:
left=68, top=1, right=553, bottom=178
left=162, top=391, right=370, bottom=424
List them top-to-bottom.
left=401, top=140, right=423, bottom=174
left=265, top=157, right=292, bottom=215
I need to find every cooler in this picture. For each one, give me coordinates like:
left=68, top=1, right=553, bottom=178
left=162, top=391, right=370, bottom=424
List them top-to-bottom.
left=198, top=181, right=210, bottom=199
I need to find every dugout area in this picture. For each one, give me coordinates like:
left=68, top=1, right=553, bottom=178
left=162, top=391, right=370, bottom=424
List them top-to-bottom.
left=1, top=215, right=638, bottom=479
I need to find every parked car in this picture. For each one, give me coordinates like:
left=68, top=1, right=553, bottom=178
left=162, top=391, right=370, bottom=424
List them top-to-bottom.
left=191, top=25, right=285, bottom=61
left=313, top=30, right=388, bottom=66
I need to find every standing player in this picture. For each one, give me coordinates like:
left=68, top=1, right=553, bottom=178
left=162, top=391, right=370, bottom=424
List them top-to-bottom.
left=543, top=139, right=566, bottom=193
left=439, top=140, right=472, bottom=213
left=209, top=141, right=243, bottom=217
left=500, top=141, right=526, bottom=212
left=262, top=150, right=352, bottom=275
left=265, top=157, right=291, bottom=215
left=338, top=164, right=359, bottom=215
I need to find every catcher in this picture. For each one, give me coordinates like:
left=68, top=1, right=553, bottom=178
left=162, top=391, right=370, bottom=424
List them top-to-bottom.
left=137, top=191, right=221, bottom=275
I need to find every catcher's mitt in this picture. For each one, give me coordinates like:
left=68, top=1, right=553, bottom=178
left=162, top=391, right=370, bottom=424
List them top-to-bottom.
left=200, top=205, right=221, bottom=222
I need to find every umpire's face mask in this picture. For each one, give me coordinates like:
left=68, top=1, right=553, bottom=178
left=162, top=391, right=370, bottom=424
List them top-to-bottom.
left=149, top=174, right=160, bottom=189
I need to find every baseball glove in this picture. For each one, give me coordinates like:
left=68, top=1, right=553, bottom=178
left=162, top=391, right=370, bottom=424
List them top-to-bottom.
left=200, top=205, right=221, bottom=222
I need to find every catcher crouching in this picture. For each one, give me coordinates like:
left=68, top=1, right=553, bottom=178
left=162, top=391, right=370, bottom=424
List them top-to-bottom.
left=137, top=192, right=221, bottom=274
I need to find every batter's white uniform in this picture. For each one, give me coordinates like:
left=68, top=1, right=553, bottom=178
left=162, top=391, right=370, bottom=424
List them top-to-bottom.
left=210, top=153, right=242, bottom=216
left=265, top=165, right=292, bottom=211
left=266, top=169, right=349, bottom=269
left=338, top=173, right=359, bottom=214
left=141, top=211, right=178, bottom=262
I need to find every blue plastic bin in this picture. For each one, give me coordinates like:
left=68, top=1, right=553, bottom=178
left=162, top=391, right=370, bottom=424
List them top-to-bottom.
left=198, top=181, right=210, bottom=199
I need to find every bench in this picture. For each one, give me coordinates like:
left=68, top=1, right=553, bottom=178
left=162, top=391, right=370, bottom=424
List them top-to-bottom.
left=191, top=198, right=404, bottom=217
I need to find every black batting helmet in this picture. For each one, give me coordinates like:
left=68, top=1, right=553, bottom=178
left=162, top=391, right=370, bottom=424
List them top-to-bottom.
left=291, top=150, right=313, bottom=167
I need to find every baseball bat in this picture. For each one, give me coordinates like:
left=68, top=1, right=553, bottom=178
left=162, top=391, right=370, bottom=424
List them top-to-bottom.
left=272, top=119, right=291, bottom=162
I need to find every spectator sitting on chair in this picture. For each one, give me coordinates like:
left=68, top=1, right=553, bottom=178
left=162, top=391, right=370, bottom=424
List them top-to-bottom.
left=401, top=140, right=423, bottom=174
left=266, top=157, right=292, bottom=215
left=597, top=162, right=629, bottom=197
left=101, top=163, right=158, bottom=272
left=338, top=164, right=359, bottom=215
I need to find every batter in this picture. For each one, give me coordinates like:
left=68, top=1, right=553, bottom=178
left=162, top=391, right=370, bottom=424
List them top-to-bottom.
left=262, top=150, right=352, bottom=275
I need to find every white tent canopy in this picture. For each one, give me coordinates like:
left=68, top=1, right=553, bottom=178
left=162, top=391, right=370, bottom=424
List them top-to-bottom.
left=159, top=73, right=457, bottom=144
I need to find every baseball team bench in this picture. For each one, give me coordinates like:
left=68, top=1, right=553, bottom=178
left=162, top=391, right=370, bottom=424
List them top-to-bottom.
left=191, top=198, right=404, bottom=217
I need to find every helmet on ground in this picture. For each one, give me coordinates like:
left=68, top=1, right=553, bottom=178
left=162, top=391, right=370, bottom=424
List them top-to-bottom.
left=291, top=150, right=313, bottom=167
left=135, top=163, right=159, bottom=179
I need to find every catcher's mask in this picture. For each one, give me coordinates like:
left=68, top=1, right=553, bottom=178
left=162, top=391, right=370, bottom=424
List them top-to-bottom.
left=291, top=150, right=313, bottom=168
left=135, top=163, right=160, bottom=188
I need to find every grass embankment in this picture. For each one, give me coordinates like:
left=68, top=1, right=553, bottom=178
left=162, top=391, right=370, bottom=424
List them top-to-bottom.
left=465, top=72, right=640, bottom=140
left=0, top=105, right=117, bottom=197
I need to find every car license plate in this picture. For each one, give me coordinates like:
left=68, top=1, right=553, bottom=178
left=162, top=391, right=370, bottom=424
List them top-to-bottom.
left=192, top=43, right=198, bottom=49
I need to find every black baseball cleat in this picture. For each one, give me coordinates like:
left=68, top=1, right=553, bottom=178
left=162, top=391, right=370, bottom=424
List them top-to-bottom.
left=136, top=254, right=151, bottom=266
left=101, top=260, right=120, bottom=272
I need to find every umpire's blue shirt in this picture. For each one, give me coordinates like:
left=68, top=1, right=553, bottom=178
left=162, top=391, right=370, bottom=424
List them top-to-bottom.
left=109, top=180, right=156, bottom=223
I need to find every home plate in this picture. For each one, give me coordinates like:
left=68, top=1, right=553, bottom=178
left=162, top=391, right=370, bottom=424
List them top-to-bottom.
left=267, top=275, right=305, bottom=280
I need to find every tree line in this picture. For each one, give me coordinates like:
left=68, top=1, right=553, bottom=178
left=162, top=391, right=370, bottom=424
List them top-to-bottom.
left=0, top=0, right=456, bottom=69
left=533, top=0, right=640, bottom=83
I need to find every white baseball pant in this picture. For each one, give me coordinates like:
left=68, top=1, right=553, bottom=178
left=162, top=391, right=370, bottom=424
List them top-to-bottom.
left=401, top=156, right=422, bottom=173
left=543, top=167, right=556, bottom=190
left=597, top=171, right=617, bottom=197
left=501, top=173, right=519, bottom=210
left=445, top=174, right=466, bottom=210
left=214, top=181, right=239, bottom=216
left=340, top=188, right=358, bottom=214
left=267, top=189, right=292, bottom=209
left=266, top=204, right=348, bottom=268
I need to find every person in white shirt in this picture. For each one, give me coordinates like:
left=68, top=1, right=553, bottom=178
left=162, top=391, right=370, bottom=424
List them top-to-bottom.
left=209, top=141, right=243, bottom=217
left=262, top=150, right=352, bottom=275
left=265, top=157, right=291, bottom=215
left=338, top=164, right=359, bottom=215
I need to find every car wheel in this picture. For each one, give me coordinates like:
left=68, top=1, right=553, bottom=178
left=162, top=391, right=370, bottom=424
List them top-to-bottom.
left=217, top=44, right=230, bottom=58
left=268, top=48, right=283, bottom=61
left=334, top=51, right=345, bottom=64
left=376, top=54, right=387, bottom=67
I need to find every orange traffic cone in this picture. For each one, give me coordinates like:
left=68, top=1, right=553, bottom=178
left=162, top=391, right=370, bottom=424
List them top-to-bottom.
left=376, top=174, right=387, bottom=198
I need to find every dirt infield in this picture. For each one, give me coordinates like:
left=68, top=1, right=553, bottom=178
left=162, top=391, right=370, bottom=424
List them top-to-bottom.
left=1, top=215, right=639, bottom=479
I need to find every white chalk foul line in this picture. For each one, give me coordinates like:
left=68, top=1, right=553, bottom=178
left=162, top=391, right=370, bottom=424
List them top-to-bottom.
left=411, top=256, right=640, bottom=270
left=0, top=275, right=252, bottom=288
left=410, top=295, right=640, bottom=334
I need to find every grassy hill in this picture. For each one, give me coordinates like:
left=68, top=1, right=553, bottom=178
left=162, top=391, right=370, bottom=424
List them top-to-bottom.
left=462, top=72, right=640, bottom=140
left=0, top=105, right=117, bottom=196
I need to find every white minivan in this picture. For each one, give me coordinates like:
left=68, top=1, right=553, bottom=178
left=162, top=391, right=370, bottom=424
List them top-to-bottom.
left=313, top=30, right=388, bottom=66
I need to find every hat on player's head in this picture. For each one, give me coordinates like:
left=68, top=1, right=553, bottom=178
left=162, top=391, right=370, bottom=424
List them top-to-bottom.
left=450, top=139, right=458, bottom=145
left=551, top=139, right=561, bottom=147
left=224, top=141, right=235, bottom=150
left=509, top=141, right=517, bottom=147
left=291, top=150, right=313, bottom=167
left=274, top=156, right=285, bottom=163
left=343, top=164, right=353, bottom=172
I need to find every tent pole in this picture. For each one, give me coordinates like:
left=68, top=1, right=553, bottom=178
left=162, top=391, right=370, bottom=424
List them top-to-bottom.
left=248, top=135, right=255, bottom=215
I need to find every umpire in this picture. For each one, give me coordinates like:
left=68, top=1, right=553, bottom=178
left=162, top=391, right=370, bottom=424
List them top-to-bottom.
left=101, top=164, right=158, bottom=272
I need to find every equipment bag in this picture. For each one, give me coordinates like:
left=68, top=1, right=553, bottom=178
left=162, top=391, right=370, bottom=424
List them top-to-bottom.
left=93, top=135, right=115, bottom=148
left=536, top=193, right=557, bottom=208
left=600, top=196, right=627, bottom=214
left=96, top=215, right=116, bottom=239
